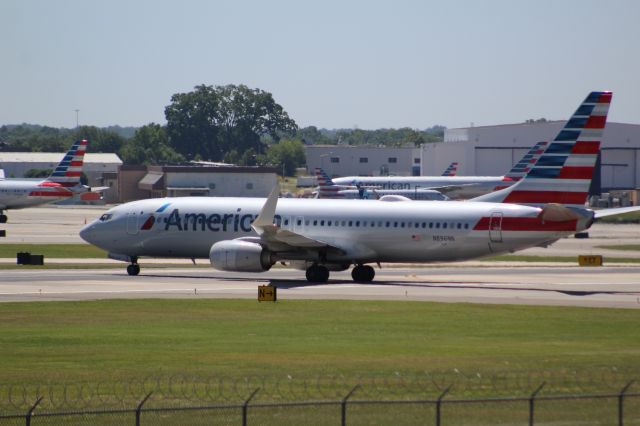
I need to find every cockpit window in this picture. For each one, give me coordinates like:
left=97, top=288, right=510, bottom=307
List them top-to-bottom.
left=99, top=213, right=113, bottom=221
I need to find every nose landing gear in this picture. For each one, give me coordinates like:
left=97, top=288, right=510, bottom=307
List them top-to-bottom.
left=126, top=257, right=140, bottom=276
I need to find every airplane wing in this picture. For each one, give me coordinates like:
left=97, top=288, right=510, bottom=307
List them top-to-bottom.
left=425, top=183, right=481, bottom=194
left=251, top=186, right=346, bottom=255
left=593, top=206, right=640, bottom=219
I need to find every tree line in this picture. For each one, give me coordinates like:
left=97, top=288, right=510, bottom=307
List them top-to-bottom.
left=0, top=84, right=444, bottom=176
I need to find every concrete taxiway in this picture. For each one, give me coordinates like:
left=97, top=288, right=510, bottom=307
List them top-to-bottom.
left=1, top=266, right=640, bottom=308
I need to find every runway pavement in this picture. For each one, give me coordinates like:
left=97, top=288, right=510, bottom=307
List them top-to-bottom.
left=0, top=206, right=639, bottom=308
left=1, top=265, right=640, bottom=308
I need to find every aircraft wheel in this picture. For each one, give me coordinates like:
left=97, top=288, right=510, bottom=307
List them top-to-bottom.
left=0, top=214, right=7, bottom=224
left=127, top=264, right=140, bottom=276
left=305, top=264, right=329, bottom=283
left=352, top=264, right=375, bottom=283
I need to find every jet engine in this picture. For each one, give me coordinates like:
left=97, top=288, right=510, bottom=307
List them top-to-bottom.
left=210, top=240, right=273, bottom=272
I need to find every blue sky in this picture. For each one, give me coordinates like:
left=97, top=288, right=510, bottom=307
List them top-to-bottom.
left=1, top=0, right=638, bottom=129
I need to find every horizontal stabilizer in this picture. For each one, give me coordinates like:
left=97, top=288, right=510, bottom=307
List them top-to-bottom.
left=593, top=206, right=640, bottom=219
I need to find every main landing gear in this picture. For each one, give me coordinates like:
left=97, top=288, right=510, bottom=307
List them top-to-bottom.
left=0, top=213, right=7, bottom=223
left=126, top=257, right=140, bottom=276
left=304, top=263, right=376, bottom=283
left=305, top=264, right=329, bottom=283
left=351, top=264, right=375, bottom=283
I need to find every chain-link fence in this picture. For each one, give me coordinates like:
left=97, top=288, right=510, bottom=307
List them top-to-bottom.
left=0, top=371, right=638, bottom=425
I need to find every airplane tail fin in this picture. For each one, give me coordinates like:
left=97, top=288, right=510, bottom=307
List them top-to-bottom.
left=473, top=91, right=611, bottom=208
left=44, top=139, right=88, bottom=187
left=503, top=141, right=548, bottom=181
left=441, top=162, right=459, bottom=176
left=314, top=167, right=343, bottom=198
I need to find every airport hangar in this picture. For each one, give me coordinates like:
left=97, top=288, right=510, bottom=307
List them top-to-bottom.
left=305, top=121, right=640, bottom=196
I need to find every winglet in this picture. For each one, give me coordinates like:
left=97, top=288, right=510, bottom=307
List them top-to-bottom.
left=252, top=185, right=280, bottom=232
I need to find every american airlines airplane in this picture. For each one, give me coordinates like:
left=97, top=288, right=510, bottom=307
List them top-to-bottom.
left=80, top=91, right=635, bottom=283
left=0, top=139, right=96, bottom=223
left=315, top=142, right=547, bottom=199
left=330, top=142, right=550, bottom=199
left=314, top=168, right=450, bottom=200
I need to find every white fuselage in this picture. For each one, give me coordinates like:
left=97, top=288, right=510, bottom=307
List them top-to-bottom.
left=331, top=176, right=512, bottom=199
left=0, top=179, right=73, bottom=210
left=80, top=197, right=584, bottom=265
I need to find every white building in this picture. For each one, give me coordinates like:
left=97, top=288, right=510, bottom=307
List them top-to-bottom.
left=421, top=121, right=640, bottom=191
left=305, top=145, right=420, bottom=177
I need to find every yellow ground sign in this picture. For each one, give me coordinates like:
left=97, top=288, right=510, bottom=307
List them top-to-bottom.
left=578, top=255, right=603, bottom=266
left=258, top=285, right=277, bottom=302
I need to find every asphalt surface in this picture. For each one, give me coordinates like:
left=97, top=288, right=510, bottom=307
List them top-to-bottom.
left=0, top=206, right=639, bottom=308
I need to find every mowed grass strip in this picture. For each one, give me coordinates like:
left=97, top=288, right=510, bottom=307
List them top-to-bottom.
left=0, top=299, right=639, bottom=386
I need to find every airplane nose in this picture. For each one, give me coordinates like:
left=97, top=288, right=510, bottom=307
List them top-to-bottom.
left=79, top=223, right=95, bottom=244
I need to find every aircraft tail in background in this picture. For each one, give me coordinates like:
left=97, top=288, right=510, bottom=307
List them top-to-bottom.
left=44, top=139, right=88, bottom=188
left=503, top=141, right=548, bottom=181
left=441, top=162, right=458, bottom=176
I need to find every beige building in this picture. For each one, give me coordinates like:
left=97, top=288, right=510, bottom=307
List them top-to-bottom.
left=106, top=164, right=279, bottom=203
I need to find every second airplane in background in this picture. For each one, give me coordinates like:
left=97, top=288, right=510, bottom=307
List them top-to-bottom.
left=316, top=142, right=547, bottom=200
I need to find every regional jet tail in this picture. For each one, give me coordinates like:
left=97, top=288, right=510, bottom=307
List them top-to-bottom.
left=80, top=91, right=640, bottom=282
left=0, top=139, right=91, bottom=223
left=441, top=162, right=458, bottom=176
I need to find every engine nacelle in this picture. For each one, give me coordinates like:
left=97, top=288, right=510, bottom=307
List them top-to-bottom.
left=210, top=240, right=273, bottom=272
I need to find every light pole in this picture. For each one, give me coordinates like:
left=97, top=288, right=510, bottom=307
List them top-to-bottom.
left=74, top=109, right=79, bottom=128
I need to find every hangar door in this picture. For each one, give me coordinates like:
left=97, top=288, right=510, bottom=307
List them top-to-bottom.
left=474, top=148, right=513, bottom=176
left=601, top=149, right=637, bottom=190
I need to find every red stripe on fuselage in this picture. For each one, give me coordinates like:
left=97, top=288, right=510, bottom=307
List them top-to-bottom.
left=29, top=191, right=73, bottom=197
left=503, top=191, right=588, bottom=205
left=474, top=216, right=577, bottom=232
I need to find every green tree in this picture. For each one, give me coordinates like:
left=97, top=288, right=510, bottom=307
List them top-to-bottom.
left=164, top=84, right=297, bottom=161
left=119, top=123, right=184, bottom=165
left=71, top=126, right=126, bottom=153
left=265, top=139, right=306, bottom=176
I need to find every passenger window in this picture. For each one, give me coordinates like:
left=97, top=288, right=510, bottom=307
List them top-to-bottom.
left=284, top=219, right=289, bottom=226
left=297, top=219, right=302, bottom=226
left=313, top=220, right=317, bottom=226
left=320, top=220, right=325, bottom=226
left=328, top=220, right=332, bottom=226
left=348, top=221, right=353, bottom=227
left=355, top=221, right=360, bottom=227
left=386, top=221, right=390, bottom=227
left=393, top=222, right=398, bottom=228
left=401, top=222, right=405, bottom=228
left=421, top=223, right=426, bottom=228
left=429, top=223, right=433, bottom=229
left=436, top=223, right=440, bottom=229
left=443, top=223, right=447, bottom=229
left=457, top=223, right=462, bottom=229
left=465, top=223, right=469, bottom=229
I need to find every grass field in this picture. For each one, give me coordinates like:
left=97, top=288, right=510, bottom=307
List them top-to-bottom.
left=1, top=299, right=638, bottom=388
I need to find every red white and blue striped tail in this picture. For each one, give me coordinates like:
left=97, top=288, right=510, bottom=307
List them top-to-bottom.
left=474, top=92, right=611, bottom=208
left=44, top=139, right=88, bottom=188
left=503, top=141, right=548, bottom=181
left=441, top=162, right=459, bottom=176
left=314, top=167, right=345, bottom=198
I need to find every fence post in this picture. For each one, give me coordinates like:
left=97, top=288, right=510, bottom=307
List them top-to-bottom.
left=618, top=380, right=635, bottom=426
left=528, top=382, right=545, bottom=426
left=341, top=384, right=360, bottom=426
left=435, top=385, right=451, bottom=426
left=242, top=387, right=260, bottom=426
left=135, top=392, right=153, bottom=426
left=25, top=396, right=43, bottom=426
